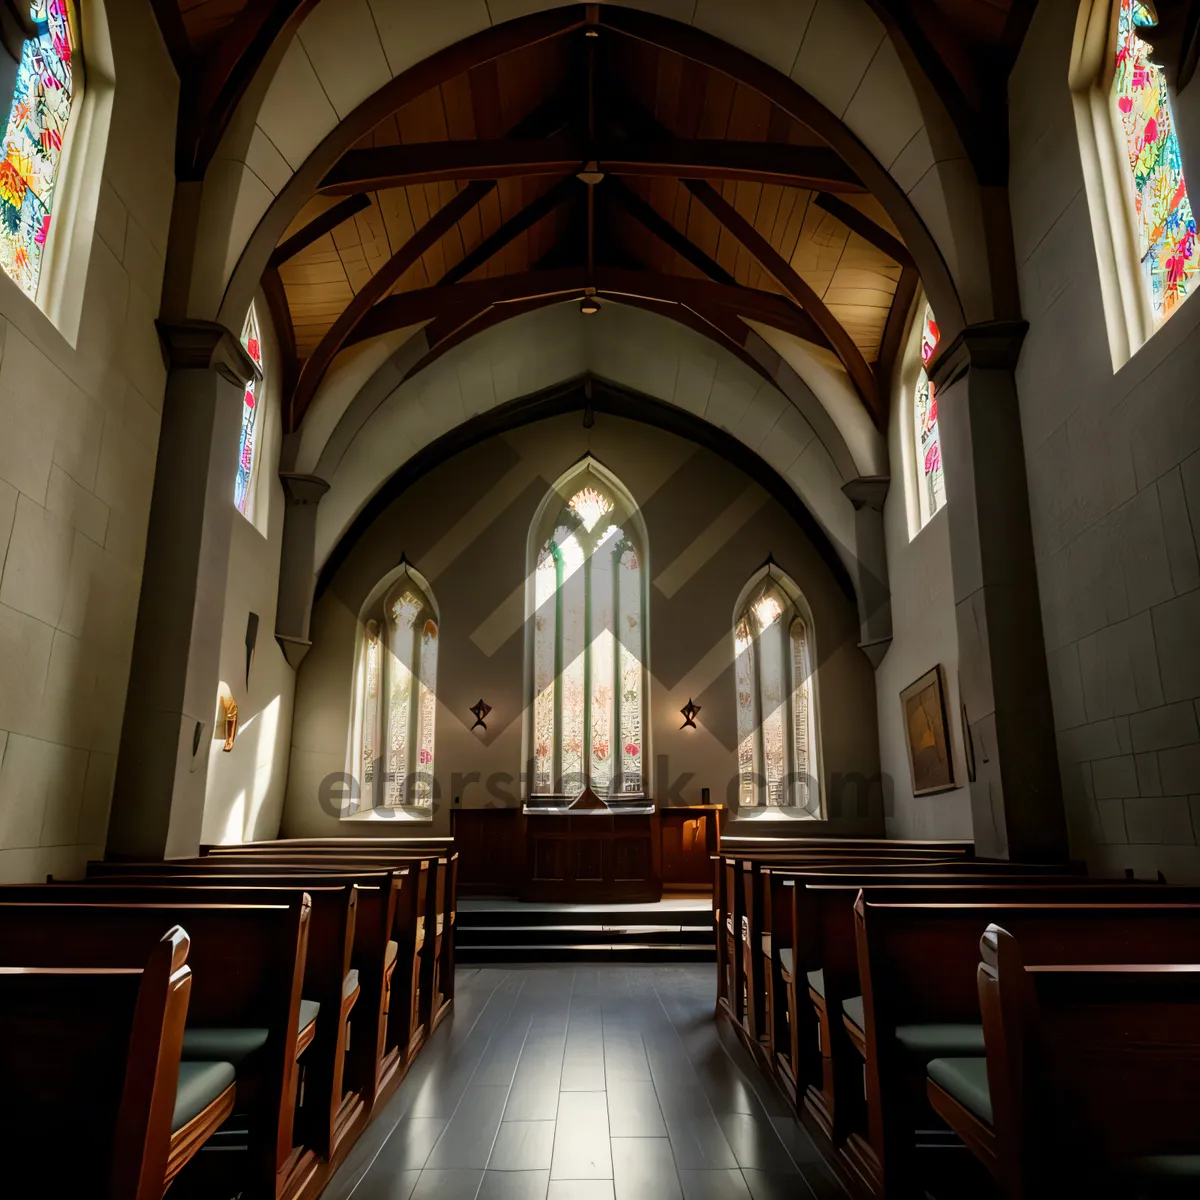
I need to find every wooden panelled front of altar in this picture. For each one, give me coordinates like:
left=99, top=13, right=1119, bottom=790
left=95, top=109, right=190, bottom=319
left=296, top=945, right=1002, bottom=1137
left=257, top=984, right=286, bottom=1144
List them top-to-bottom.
left=452, top=806, right=723, bottom=900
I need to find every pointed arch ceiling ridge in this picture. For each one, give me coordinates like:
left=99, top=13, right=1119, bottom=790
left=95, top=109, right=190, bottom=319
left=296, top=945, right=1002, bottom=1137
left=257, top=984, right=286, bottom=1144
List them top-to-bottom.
left=205, top=1, right=974, bottom=429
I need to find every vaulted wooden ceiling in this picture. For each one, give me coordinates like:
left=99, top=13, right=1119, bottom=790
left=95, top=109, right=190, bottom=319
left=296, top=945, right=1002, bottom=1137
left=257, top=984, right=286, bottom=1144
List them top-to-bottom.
left=150, top=1, right=1040, bottom=434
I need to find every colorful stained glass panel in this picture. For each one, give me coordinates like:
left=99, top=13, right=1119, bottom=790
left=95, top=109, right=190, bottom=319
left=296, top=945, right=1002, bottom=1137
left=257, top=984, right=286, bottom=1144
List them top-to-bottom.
left=1113, top=0, right=1200, bottom=323
left=0, top=1, right=77, bottom=298
left=913, top=305, right=944, bottom=526
left=235, top=306, right=263, bottom=515
left=618, top=543, right=643, bottom=793
left=533, top=544, right=558, bottom=794
left=734, top=616, right=756, bottom=806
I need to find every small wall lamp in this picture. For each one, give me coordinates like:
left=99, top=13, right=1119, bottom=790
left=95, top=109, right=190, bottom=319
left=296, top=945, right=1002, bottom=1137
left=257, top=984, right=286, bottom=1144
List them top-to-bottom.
left=680, top=698, right=701, bottom=730
left=470, top=699, right=492, bottom=731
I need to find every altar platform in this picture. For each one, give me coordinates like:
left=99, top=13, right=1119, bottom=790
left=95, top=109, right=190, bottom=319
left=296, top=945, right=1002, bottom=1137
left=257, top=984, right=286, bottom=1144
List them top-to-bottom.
left=455, top=897, right=715, bottom=964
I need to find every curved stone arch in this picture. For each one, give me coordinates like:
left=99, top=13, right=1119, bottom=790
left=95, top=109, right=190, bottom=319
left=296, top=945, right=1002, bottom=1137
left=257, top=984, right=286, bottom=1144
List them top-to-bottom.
left=187, top=2, right=985, bottom=350
left=296, top=301, right=885, bottom=484
left=313, top=301, right=867, bottom=580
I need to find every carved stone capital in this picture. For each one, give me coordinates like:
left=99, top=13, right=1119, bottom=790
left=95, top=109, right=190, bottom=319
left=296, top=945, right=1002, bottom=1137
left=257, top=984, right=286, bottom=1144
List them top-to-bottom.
left=157, top=319, right=263, bottom=388
left=927, top=320, right=1028, bottom=392
left=280, top=473, right=331, bottom=506
left=841, top=476, right=889, bottom=511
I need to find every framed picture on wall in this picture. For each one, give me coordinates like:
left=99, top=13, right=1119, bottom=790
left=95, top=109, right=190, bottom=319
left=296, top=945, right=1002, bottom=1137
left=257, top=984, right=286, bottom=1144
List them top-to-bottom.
left=899, top=665, right=956, bottom=796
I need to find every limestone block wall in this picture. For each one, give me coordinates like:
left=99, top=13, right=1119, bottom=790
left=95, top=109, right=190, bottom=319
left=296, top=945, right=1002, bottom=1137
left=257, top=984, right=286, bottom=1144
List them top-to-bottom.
left=0, top=0, right=178, bottom=881
left=1011, top=2, right=1200, bottom=880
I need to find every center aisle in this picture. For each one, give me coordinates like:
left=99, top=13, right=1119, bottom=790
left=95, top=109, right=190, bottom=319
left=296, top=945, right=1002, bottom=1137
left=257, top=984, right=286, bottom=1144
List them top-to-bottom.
left=321, top=965, right=842, bottom=1200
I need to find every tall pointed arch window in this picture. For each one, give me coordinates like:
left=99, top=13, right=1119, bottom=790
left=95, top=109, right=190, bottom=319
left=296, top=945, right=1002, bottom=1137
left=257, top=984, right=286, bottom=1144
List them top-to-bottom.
left=1073, top=0, right=1200, bottom=362
left=0, top=1, right=80, bottom=299
left=913, top=304, right=944, bottom=528
left=235, top=305, right=263, bottom=516
left=527, top=461, right=648, bottom=799
left=353, top=564, right=439, bottom=811
left=733, top=570, right=820, bottom=814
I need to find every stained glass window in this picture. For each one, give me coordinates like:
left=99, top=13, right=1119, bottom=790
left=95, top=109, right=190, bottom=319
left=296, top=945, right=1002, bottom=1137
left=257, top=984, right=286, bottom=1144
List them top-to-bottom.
left=1113, top=0, right=1199, bottom=324
left=0, top=1, right=78, bottom=299
left=913, top=304, right=944, bottom=528
left=235, top=306, right=263, bottom=515
left=529, top=469, right=648, bottom=798
left=354, top=565, right=438, bottom=810
left=733, top=575, right=820, bottom=812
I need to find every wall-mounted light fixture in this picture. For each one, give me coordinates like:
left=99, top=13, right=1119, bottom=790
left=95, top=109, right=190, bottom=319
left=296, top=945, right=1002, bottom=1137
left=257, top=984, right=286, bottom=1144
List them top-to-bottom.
left=580, top=294, right=600, bottom=316
left=680, top=698, right=701, bottom=730
left=470, top=699, right=492, bottom=731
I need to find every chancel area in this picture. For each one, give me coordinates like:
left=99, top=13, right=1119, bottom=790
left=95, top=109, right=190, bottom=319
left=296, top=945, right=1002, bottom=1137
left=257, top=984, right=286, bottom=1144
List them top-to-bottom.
left=1, top=0, right=1200, bottom=1197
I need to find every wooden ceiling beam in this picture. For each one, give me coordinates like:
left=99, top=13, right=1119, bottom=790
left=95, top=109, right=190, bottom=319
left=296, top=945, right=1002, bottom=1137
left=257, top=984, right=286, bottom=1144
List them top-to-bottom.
left=318, top=137, right=865, bottom=195
left=440, top=176, right=579, bottom=287
left=606, top=179, right=735, bottom=286
left=289, top=180, right=497, bottom=429
left=684, top=180, right=883, bottom=426
left=813, top=193, right=914, bottom=268
left=268, top=195, right=373, bottom=268
left=348, top=267, right=828, bottom=352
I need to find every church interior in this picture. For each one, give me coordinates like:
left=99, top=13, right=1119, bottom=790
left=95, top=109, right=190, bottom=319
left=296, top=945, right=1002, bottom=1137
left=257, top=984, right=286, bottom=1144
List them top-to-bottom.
left=1, top=0, right=1200, bottom=1196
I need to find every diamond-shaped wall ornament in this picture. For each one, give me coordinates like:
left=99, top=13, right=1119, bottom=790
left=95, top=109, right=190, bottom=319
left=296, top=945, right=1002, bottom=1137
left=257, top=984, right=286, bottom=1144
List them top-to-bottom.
left=680, top=698, right=701, bottom=729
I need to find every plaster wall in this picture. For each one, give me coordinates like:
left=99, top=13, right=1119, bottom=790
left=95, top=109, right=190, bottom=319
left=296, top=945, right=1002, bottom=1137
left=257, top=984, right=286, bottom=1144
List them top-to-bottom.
left=0, top=0, right=177, bottom=882
left=1011, top=3, right=1200, bottom=880
left=877, top=306, right=972, bottom=840
left=200, top=307, right=296, bottom=845
left=283, top=413, right=879, bottom=836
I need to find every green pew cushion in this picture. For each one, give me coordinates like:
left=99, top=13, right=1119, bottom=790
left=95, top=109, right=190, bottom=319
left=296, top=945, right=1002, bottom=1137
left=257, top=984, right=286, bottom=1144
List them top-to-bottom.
left=779, top=948, right=793, bottom=978
left=343, top=969, right=360, bottom=1000
left=806, top=969, right=824, bottom=997
left=843, top=995, right=865, bottom=1032
left=895, top=1024, right=986, bottom=1061
left=181, top=1026, right=268, bottom=1065
left=927, top=1056, right=992, bottom=1125
left=173, top=1060, right=235, bottom=1133
left=1122, top=1157, right=1200, bottom=1190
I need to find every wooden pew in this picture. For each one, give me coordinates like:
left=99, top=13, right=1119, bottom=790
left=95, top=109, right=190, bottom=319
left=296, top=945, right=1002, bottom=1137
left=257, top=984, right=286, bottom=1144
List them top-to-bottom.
left=202, top=836, right=455, bottom=855
left=85, top=859, right=428, bottom=1107
left=0, top=880, right=366, bottom=1172
left=856, top=891, right=1200, bottom=1197
left=0, top=900, right=315, bottom=1200
left=939, top=922, right=1200, bottom=1198
left=0, top=927, right=210, bottom=1200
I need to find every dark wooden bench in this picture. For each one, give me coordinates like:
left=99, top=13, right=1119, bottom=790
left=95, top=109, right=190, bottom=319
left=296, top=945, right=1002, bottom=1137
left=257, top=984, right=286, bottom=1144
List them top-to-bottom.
left=85, top=858, right=430, bottom=1107
left=855, top=891, right=1200, bottom=1196
left=0, top=900, right=315, bottom=1200
left=936, top=921, right=1200, bottom=1198
left=0, top=926, right=213, bottom=1199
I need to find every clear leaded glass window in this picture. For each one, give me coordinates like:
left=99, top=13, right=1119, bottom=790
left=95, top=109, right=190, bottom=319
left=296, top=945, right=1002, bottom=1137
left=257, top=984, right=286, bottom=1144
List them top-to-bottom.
left=1112, top=0, right=1199, bottom=324
left=0, top=1, right=79, bottom=299
left=913, top=304, right=944, bottom=528
left=235, top=305, right=263, bottom=516
left=530, top=467, right=647, bottom=798
left=354, top=565, right=438, bottom=810
left=733, top=575, right=819, bottom=813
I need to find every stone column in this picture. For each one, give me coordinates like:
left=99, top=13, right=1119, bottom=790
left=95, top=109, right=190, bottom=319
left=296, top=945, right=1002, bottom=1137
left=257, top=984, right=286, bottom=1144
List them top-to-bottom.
left=108, top=322, right=261, bottom=860
left=930, top=322, right=1068, bottom=861
left=275, top=473, right=330, bottom=670
left=842, top=476, right=892, bottom=668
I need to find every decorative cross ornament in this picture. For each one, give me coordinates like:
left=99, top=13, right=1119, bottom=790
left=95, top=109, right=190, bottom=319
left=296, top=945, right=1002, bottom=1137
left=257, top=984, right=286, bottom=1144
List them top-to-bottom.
left=470, top=699, right=492, bottom=730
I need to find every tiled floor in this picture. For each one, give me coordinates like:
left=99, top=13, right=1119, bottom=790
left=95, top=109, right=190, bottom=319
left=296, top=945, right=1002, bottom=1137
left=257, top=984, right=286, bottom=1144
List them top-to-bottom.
left=323, top=965, right=843, bottom=1200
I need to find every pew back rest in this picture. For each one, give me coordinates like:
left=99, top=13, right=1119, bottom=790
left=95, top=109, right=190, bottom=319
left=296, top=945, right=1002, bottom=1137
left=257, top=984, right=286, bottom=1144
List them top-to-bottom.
left=861, top=895, right=1200, bottom=1026
left=983, top=925, right=1200, bottom=1165
left=0, top=928, right=191, bottom=1200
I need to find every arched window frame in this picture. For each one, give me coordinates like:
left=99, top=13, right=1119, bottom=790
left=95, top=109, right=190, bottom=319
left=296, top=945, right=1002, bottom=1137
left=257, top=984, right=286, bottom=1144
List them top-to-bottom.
left=0, top=0, right=83, bottom=303
left=1072, top=0, right=1200, bottom=367
left=235, top=303, right=264, bottom=518
left=524, top=458, right=651, bottom=801
left=349, top=562, right=439, bottom=816
left=732, top=566, right=822, bottom=816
